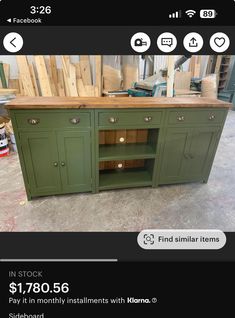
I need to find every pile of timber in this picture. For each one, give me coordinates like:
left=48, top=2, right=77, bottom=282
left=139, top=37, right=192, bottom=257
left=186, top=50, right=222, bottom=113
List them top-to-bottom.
left=2, top=55, right=139, bottom=97
left=14, top=55, right=102, bottom=97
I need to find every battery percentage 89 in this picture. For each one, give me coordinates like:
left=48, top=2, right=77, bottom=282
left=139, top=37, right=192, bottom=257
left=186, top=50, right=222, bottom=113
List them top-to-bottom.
left=200, top=9, right=217, bottom=18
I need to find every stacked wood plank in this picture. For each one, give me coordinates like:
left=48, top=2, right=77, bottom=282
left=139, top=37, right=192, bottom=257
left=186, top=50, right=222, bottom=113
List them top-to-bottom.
left=2, top=55, right=137, bottom=96
left=15, top=55, right=102, bottom=97
left=122, top=56, right=139, bottom=90
left=189, top=56, right=201, bottom=77
left=0, top=62, right=10, bottom=89
left=103, top=65, right=122, bottom=91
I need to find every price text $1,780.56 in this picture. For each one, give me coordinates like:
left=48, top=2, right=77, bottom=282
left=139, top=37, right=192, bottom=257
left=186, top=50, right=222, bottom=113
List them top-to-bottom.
left=9, top=282, right=70, bottom=295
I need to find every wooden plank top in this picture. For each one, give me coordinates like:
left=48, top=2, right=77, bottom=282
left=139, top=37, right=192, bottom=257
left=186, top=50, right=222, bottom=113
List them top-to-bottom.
left=0, top=88, right=18, bottom=95
left=5, top=96, right=232, bottom=109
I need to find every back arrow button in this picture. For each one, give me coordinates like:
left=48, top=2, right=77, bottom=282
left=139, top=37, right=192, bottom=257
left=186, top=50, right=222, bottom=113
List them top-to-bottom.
left=3, top=32, right=24, bottom=53
left=10, top=37, right=17, bottom=48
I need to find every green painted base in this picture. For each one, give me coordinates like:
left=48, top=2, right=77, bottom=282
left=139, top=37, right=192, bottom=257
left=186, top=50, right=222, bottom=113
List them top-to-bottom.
left=9, top=107, right=228, bottom=199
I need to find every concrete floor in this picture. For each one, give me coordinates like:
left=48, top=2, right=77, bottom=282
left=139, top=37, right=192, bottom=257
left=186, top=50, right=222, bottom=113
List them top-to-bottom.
left=1, top=110, right=235, bottom=232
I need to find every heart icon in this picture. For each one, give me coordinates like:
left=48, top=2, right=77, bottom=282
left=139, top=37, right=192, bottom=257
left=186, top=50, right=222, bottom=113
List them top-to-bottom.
left=214, top=37, right=225, bottom=47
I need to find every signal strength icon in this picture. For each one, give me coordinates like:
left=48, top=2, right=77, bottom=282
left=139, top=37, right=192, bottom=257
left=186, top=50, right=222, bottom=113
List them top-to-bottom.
left=169, top=10, right=182, bottom=19
left=185, top=10, right=196, bottom=18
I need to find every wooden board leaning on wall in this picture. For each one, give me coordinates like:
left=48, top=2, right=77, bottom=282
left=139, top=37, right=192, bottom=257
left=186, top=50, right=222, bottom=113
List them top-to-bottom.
left=15, top=55, right=102, bottom=97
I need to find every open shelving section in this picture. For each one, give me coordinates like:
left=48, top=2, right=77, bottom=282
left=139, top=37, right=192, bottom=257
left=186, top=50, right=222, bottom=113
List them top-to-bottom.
left=98, top=129, right=158, bottom=190
left=99, top=144, right=156, bottom=161
left=99, top=165, right=153, bottom=190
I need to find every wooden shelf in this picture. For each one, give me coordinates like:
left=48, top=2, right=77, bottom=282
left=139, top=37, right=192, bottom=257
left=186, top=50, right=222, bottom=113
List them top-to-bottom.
left=99, top=144, right=156, bottom=161
left=99, top=168, right=152, bottom=190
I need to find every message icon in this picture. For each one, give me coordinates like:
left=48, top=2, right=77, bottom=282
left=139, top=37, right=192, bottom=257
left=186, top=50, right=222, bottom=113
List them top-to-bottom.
left=157, top=32, right=177, bottom=52
left=161, top=38, right=173, bottom=47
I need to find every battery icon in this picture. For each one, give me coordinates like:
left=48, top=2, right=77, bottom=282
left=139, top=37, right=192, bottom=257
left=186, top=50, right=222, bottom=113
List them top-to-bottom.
left=200, top=9, right=217, bottom=18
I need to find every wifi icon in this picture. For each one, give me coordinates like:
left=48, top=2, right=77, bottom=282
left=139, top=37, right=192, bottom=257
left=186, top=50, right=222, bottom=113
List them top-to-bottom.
left=185, top=10, right=196, bottom=18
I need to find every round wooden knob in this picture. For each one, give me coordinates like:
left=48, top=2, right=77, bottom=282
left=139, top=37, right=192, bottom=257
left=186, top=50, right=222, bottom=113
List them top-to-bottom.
left=209, top=115, right=215, bottom=120
left=144, top=116, right=152, bottom=122
left=70, top=117, right=80, bottom=124
left=109, top=117, right=118, bottom=123
left=28, top=118, right=40, bottom=125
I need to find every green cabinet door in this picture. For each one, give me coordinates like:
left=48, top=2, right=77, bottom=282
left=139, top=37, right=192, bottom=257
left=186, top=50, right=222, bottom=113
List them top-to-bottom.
left=159, top=127, right=220, bottom=184
left=182, top=127, right=220, bottom=180
left=159, top=128, right=191, bottom=184
left=19, top=131, right=61, bottom=196
left=57, top=131, right=92, bottom=193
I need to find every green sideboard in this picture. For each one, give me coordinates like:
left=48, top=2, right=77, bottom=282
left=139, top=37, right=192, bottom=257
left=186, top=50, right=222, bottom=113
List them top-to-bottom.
left=6, top=97, right=231, bottom=200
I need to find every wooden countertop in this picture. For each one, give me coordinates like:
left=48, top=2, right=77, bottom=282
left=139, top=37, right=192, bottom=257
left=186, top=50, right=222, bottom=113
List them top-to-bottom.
left=5, top=96, right=232, bottom=109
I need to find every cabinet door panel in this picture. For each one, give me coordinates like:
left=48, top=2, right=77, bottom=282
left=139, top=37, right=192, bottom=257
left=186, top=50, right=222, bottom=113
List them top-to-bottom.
left=159, top=127, right=220, bottom=184
left=184, top=127, right=219, bottom=179
left=159, top=128, right=190, bottom=183
left=20, top=131, right=61, bottom=195
left=57, top=131, right=92, bottom=193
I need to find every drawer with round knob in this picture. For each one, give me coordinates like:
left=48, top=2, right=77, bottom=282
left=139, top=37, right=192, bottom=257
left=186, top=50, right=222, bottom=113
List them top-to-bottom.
left=167, top=109, right=226, bottom=125
left=14, top=111, right=91, bottom=129
left=98, top=111, right=163, bottom=128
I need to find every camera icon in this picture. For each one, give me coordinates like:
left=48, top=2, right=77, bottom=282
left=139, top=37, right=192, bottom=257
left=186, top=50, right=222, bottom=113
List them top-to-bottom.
left=143, top=233, right=155, bottom=245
